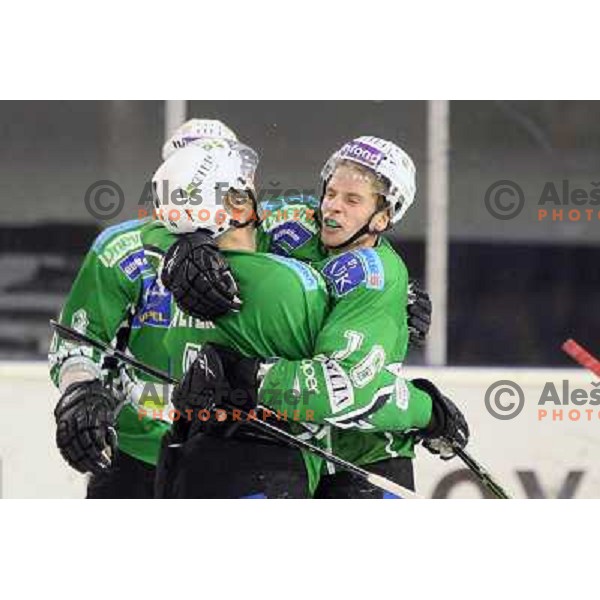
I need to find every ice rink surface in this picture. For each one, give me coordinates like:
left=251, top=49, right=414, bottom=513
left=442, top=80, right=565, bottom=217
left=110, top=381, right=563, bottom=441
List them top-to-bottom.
left=1, top=362, right=598, bottom=498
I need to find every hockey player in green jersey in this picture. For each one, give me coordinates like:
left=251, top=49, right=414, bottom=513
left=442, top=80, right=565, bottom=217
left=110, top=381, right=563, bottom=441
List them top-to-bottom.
left=48, top=119, right=259, bottom=498
left=159, top=136, right=468, bottom=498
left=153, top=138, right=441, bottom=497
left=258, top=138, right=437, bottom=496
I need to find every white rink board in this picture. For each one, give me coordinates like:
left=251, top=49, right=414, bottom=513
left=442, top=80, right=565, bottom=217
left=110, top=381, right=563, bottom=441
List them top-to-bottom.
left=1, top=362, right=599, bottom=498
left=0, top=363, right=86, bottom=498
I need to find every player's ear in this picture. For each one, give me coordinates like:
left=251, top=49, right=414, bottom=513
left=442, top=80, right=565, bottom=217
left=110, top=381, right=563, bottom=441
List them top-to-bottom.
left=372, top=210, right=390, bottom=233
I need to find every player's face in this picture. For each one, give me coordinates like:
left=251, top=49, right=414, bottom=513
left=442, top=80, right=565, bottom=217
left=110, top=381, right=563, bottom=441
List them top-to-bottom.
left=320, top=165, right=388, bottom=249
left=224, top=188, right=255, bottom=223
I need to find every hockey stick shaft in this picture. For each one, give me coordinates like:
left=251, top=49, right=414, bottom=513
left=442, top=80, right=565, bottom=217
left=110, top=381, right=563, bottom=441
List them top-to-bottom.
left=50, top=320, right=420, bottom=499
left=51, top=320, right=178, bottom=384
left=454, top=446, right=511, bottom=499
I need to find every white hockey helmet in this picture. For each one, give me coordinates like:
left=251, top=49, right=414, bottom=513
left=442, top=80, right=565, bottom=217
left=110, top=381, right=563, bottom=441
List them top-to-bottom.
left=162, top=118, right=238, bottom=160
left=320, top=136, right=417, bottom=223
left=152, top=141, right=258, bottom=236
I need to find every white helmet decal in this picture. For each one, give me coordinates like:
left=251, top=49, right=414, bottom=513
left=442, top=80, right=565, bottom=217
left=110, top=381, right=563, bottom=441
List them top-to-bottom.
left=162, top=118, right=238, bottom=160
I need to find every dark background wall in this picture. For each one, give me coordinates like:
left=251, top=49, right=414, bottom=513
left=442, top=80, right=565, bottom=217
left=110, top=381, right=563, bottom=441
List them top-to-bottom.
left=0, top=101, right=598, bottom=364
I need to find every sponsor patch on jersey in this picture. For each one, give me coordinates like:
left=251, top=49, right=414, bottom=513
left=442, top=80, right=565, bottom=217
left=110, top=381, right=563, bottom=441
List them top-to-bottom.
left=260, top=201, right=319, bottom=234
left=92, top=219, right=144, bottom=252
left=270, top=221, right=314, bottom=256
left=98, top=230, right=143, bottom=268
left=321, top=249, right=385, bottom=297
left=119, top=250, right=151, bottom=281
left=269, top=255, right=320, bottom=291
left=132, top=276, right=172, bottom=328
left=171, top=304, right=216, bottom=330
left=350, top=345, right=386, bottom=388
left=320, top=357, right=354, bottom=414
left=300, top=359, right=320, bottom=394
left=325, top=386, right=391, bottom=430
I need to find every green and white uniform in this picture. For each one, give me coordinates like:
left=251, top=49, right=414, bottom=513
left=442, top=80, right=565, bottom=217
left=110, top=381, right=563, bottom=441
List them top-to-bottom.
left=256, top=197, right=432, bottom=470
left=49, top=218, right=177, bottom=466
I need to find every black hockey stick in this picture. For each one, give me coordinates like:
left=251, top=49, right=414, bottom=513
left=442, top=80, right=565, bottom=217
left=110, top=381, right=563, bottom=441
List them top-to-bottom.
left=50, top=319, right=421, bottom=499
left=453, top=446, right=511, bottom=499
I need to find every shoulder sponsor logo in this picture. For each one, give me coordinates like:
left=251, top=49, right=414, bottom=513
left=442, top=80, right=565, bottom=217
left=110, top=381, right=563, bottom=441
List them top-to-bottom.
left=261, top=204, right=318, bottom=234
left=92, top=219, right=144, bottom=252
left=270, top=221, right=314, bottom=256
left=98, top=231, right=142, bottom=267
left=119, top=249, right=151, bottom=281
left=321, top=249, right=385, bottom=297
left=357, top=249, right=385, bottom=290
left=321, top=252, right=365, bottom=296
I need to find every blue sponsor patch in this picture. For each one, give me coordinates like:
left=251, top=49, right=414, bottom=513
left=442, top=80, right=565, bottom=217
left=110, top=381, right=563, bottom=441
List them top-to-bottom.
left=270, top=221, right=314, bottom=256
left=321, top=249, right=385, bottom=297
left=359, top=249, right=385, bottom=290
left=119, top=250, right=151, bottom=281
left=269, top=255, right=319, bottom=291
left=132, top=276, right=172, bottom=328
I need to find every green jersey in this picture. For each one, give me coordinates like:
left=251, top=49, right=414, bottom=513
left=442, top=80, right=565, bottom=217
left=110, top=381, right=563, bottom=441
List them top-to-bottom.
left=256, top=197, right=433, bottom=470
left=49, top=218, right=178, bottom=465
left=162, top=249, right=331, bottom=492
left=163, top=250, right=329, bottom=376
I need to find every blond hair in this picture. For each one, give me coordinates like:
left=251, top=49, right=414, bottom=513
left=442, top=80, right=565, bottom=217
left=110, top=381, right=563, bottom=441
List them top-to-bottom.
left=335, top=159, right=391, bottom=216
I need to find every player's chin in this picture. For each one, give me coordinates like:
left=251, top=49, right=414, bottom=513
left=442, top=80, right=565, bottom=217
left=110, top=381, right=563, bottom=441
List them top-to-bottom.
left=320, top=227, right=345, bottom=247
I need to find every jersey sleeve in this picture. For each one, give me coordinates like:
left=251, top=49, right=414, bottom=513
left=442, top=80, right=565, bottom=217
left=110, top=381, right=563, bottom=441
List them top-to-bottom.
left=256, top=196, right=325, bottom=262
left=48, top=224, right=145, bottom=389
left=258, top=248, right=432, bottom=433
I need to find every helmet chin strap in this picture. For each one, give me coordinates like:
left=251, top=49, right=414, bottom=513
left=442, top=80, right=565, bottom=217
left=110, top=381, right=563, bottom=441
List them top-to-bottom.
left=318, top=183, right=386, bottom=251
left=228, top=188, right=261, bottom=229
left=323, top=210, right=380, bottom=251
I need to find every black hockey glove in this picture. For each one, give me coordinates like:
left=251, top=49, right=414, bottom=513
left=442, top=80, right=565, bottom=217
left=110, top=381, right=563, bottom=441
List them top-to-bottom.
left=161, top=230, right=242, bottom=321
left=407, top=279, right=432, bottom=348
left=170, top=344, right=230, bottom=440
left=211, top=345, right=262, bottom=411
left=412, top=378, right=469, bottom=460
left=54, top=380, right=120, bottom=475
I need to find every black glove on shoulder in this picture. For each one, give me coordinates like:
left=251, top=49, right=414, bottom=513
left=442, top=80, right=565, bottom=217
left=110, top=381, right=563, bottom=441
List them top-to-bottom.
left=161, top=230, right=242, bottom=321
left=407, top=279, right=432, bottom=348
left=412, top=378, right=469, bottom=459
left=54, top=379, right=120, bottom=475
